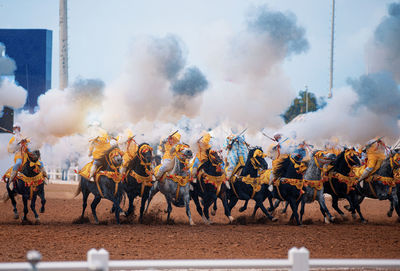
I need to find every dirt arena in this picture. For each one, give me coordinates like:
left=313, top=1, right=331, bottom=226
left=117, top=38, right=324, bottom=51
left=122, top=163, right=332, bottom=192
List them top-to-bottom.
left=0, top=183, right=399, bottom=262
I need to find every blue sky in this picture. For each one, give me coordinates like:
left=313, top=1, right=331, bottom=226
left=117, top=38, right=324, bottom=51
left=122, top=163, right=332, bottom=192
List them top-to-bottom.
left=0, top=0, right=394, bottom=98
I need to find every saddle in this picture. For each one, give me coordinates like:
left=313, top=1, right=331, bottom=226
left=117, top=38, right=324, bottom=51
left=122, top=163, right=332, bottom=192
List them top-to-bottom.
left=198, top=169, right=226, bottom=196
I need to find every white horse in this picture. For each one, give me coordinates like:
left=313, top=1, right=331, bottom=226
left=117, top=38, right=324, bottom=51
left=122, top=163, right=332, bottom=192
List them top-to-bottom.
left=146, top=144, right=195, bottom=225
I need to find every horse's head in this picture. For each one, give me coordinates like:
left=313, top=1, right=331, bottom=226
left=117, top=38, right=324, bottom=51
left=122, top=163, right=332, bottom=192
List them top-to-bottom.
left=137, top=143, right=153, bottom=170
left=176, top=143, right=193, bottom=161
left=108, top=147, right=124, bottom=168
left=248, top=147, right=268, bottom=170
left=344, top=148, right=361, bottom=168
left=27, top=149, right=40, bottom=163
left=207, top=149, right=224, bottom=173
left=314, top=150, right=337, bottom=166
left=391, top=152, right=400, bottom=169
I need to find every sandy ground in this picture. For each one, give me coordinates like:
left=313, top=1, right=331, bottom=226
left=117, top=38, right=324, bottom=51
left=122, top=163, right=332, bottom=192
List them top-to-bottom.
left=0, top=183, right=399, bottom=262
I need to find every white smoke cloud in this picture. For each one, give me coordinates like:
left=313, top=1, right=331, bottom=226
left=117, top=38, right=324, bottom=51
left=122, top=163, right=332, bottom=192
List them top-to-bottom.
left=366, top=2, right=400, bottom=82
left=281, top=73, right=400, bottom=146
left=0, top=78, right=27, bottom=110
left=16, top=78, right=104, bottom=147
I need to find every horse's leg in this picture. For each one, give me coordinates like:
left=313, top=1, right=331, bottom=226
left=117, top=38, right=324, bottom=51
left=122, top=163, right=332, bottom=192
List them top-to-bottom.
left=145, top=182, right=159, bottom=213
left=7, top=185, right=19, bottom=219
left=38, top=187, right=46, bottom=213
left=81, top=189, right=89, bottom=219
left=390, top=189, right=400, bottom=222
left=317, top=191, right=334, bottom=223
left=139, top=192, right=149, bottom=223
left=184, top=192, right=195, bottom=226
left=220, top=192, right=234, bottom=223
left=350, top=192, right=367, bottom=223
left=125, top=193, right=135, bottom=217
left=192, top=193, right=205, bottom=222
left=30, top=194, right=40, bottom=223
left=22, top=195, right=29, bottom=222
left=331, top=195, right=345, bottom=218
left=90, top=196, right=102, bottom=224
left=202, top=196, right=213, bottom=225
left=228, top=196, right=239, bottom=212
left=113, top=197, right=122, bottom=225
left=267, top=197, right=275, bottom=212
left=299, top=197, right=306, bottom=224
left=166, top=198, right=172, bottom=224
left=288, top=198, right=301, bottom=226
left=388, top=198, right=394, bottom=217
left=211, top=199, right=217, bottom=216
left=256, top=199, right=277, bottom=221
left=268, top=199, right=281, bottom=213
left=239, top=200, right=249, bottom=213
left=282, top=201, right=289, bottom=214
left=251, top=205, right=259, bottom=217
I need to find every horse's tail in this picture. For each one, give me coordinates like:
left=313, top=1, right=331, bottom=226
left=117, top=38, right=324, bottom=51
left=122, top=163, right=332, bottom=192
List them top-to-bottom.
left=73, top=176, right=82, bottom=198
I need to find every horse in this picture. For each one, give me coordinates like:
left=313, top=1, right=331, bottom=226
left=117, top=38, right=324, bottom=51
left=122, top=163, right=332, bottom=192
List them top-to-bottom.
left=123, top=143, right=154, bottom=222
left=146, top=143, right=195, bottom=225
left=75, top=146, right=125, bottom=224
left=227, top=147, right=277, bottom=222
left=323, top=148, right=366, bottom=222
left=5, top=149, right=46, bottom=224
left=191, top=149, right=233, bottom=224
left=300, top=150, right=337, bottom=224
left=353, top=152, right=400, bottom=222
left=270, top=153, right=308, bottom=225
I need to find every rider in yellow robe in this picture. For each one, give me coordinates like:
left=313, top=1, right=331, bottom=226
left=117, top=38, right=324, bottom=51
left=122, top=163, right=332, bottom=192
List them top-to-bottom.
left=7, top=123, right=28, bottom=182
left=120, top=130, right=138, bottom=176
left=88, top=131, right=112, bottom=181
left=155, top=131, right=181, bottom=180
left=191, top=132, right=212, bottom=178
left=358, top=137, right=387, bottom=185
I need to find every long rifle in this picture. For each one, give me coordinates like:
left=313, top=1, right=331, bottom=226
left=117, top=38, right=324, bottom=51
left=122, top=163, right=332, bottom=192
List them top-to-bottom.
left=0, top=126, right=14, bottom=134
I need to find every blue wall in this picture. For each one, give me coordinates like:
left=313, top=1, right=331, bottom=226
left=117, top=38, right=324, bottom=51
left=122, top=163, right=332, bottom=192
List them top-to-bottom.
left=0, top=29, right=52, bottom=112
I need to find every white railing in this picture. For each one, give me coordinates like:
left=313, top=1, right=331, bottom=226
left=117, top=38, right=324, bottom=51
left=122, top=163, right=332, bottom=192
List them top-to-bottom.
left=47, top=167, right=80, bottom=183
left=0, top=247, right=399, bottom=271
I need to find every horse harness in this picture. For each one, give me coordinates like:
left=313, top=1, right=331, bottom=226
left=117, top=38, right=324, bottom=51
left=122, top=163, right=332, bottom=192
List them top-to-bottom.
left=127, top=144, right=154, bottom=197
left=95, top=148, right=124, bottom=198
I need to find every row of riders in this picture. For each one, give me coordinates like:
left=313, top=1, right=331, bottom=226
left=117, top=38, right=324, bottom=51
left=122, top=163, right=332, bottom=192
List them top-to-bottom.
left=3, top=123, right=400, bottom=225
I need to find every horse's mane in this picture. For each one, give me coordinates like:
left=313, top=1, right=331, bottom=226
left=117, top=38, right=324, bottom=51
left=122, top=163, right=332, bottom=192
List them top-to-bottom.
left=127, top=143, right=152, bottom=170
left=97, top=145, right=120, bottom=168
left=332, top=150, right=345, bottom=170
left=274, top=156, right=291, bottom=179
left=375, top=156, right=393, bottom=177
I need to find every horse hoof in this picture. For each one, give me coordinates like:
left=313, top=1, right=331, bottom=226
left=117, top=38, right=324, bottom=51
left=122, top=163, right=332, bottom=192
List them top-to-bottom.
left=344, top=205, right=351, bottom=211
left=239, top=207, right=246, bottom=213
left=40, top=208, right=45, bottom=213
left=211, top=209, right=216, bottom=216
left=387, top=211, right=393, bottom=218
left=13, top=213, right=19, bottom=220
left=352, top=213, right=357, bottom=220
left=340, top=214, right=347, bottom=221
left=202, top=215, right=208, bottom=224
left=228, top=216, right=234, bottom=223
left=271, top=217, right=278, bottom=222
left=324, top=217, right=330, bottom=224
left=329, top=217, right=335, bottom=223
left=35, top=218, right=41, bottom=225
left=207, top=219, right=214, bottom=224
left=361, top=219, right=368, bottom=224
left=189, top=220, right=195, bottom=226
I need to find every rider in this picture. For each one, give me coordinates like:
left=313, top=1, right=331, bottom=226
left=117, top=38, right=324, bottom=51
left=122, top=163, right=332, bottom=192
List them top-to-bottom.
left=7, top=123, right=28, bottom=182
left=7, top=123, right=47, bottom=184
left=88, top=130, right=112, bottom=181
left=120, top=130, right=138, bottom=176
left=224, top=130, right=248, bottom=181
left=155, top=131, right=181, bottom=180
left=191, top=131, right=212, bottom=179
left=358, top=137, right=387, bottom=186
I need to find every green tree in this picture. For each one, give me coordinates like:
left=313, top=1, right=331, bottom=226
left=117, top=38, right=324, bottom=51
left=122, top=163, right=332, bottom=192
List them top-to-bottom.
left=282, top=90, right=324, bottom=123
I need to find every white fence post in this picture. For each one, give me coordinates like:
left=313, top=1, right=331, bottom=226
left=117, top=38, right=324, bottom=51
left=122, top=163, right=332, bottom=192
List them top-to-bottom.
left=289, top=247, right=309, bottom=271
left=87, top=248, right=109, bottom=271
